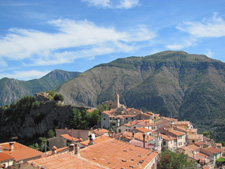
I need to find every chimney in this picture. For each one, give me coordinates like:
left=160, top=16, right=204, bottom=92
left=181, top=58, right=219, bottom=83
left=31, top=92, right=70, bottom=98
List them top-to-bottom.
left=88, top=134, right=94, bottom=145
left=143, top=134, right=146, bottom=148
left=9, top=142, right=14, bottom=151
left=74, top=143, right=80, bottom=155
left=69, top=144, right=74, bottom=152
left=0, top=146, right=2, bottom=152
left=52, top=146, right=57, bottom=154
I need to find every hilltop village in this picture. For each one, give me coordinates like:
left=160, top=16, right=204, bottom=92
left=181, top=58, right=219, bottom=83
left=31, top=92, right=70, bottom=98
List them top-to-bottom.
left=0, top=93, right=225, bottom=169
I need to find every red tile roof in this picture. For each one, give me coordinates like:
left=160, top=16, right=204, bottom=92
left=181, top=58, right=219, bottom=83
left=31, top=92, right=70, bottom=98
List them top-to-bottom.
left=124, top=120, right=139, bottom=127
left=91, top=128, right=109, bottom=136
left=135, top=128, right=152, bottom=133
left=165, top=129, right=185, bottom=136
left=134, top=133, right=155, bottom=142
left=60, top=134, right=79, bottom=142
left=161, top=134, right=176, bottom=141
left=188, top=134, right=203, bottom=140
left=80, top=135, right=111, bottom=146
left=80, top=138, right=158, bottom=169
left=129, top=139, right=155, bottom=149
left=194, top=141, right=206, bottom=146
left=0, top=142, right=42, bottom=162
left=181, top=144, right=200, bottom=152
left=44, top=147, right=69, bottom=157
left=204, top=147, right=222, bottom=154
left=0, top=152, right=14, bottom=162
left=28, top=152, right=104, bottom=169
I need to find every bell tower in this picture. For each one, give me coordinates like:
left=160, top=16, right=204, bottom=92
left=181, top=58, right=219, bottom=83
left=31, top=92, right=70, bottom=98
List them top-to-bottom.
left=115, top=92, right=120, bottom=108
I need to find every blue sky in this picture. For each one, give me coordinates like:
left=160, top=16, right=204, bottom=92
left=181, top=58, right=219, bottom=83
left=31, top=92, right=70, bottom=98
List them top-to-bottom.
left=0, top=0, right=225, bottom=80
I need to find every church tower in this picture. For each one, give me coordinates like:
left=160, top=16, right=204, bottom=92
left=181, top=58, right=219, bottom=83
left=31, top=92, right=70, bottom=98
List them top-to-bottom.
left=115, top=92, right=120, bottom=108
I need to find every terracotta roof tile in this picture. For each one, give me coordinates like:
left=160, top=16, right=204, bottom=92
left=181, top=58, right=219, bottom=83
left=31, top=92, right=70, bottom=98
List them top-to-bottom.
left=174, top=126, right=187, bottom=133
left=135, top=128, right=152, bottom=133
left=91, top=129, right=109, bottom=136
left=165, top=129, right=185, bottom=136
left=134, top=133, right=155, bottom=142
left=60, top=134, right=79, bottom=142
left=161, top=134, right=176, bottom=141
left=188, top=134, right=203, bottom=140
left=80, top=135, right=111, bottom=146
left=80, top=138, right=158, bottom=169
left=129, top=140, right=154, bottom=149
left=194, top=141, right=206, bottom=146
left=0, top=142, right=42, bottom=162
left=181, top=145, right=200, bottom=152
left=204, top=147, right=222, bottom=154
left=0, top=152, right=14, bottom=162
left=28, top=152, right=104, bottom=169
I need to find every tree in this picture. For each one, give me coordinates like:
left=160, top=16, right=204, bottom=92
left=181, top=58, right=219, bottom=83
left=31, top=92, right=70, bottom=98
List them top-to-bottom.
left=47, top=91, right=55, bottom=100
left=54, top=94, right=64, bottom=101
left=69, top=108, right=83, bottom=129
left=88, top=110, right=101, bottom=128
left=48, top=129, right=55, bottom=138
left=203, top=131, right=210, bottom=138
left=157, top=149, right=196, bottom=169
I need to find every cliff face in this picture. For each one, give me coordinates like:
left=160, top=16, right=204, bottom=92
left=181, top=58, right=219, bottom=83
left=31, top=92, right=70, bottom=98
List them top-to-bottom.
left=56, top=51, right=225, bottom=141
left=0, top=69, right=80, bottom=106
left=0, top=101, right=73, bottom=142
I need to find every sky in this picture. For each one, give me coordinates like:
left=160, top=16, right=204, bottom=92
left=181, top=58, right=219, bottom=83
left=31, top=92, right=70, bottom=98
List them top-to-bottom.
left=0, top=0, right=225, bottom=80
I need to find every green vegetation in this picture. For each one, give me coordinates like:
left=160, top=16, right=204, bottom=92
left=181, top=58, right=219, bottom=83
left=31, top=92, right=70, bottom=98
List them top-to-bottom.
left=56, top=51, right=225, bottom=141
left=0, top=70, right=80, bottom=106
left=54, top=93, right=64, bottom=101
left=68, top=108, right=101, bottom=129
left=157, top=149, right=196, bottom=169
left=216, top=157, right=225, bottom=167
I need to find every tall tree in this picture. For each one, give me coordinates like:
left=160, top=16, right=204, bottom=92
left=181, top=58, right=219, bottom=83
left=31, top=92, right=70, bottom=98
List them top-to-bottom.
left=157, top=149, right=196, bottom=169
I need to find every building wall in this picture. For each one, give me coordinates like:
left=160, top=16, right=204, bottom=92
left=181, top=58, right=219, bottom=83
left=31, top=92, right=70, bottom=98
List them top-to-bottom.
left=101, top=113, right=110, bottom=129
left=117, top=125, right=130, bottom=133
left=55, top=129, right=90, bottom=141
left=177, top=135, right=186, bottom=148
left=48, top=137, right=67, bottom=150
left=165, top=140, right=177, bottom=152
left=145, top=155, right=158, bottom=169
left=0, top=160, right=13, bottom=168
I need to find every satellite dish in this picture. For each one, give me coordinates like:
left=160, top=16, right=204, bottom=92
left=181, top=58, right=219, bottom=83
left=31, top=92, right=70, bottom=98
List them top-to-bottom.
left=92, top=134, right=95, bottom=140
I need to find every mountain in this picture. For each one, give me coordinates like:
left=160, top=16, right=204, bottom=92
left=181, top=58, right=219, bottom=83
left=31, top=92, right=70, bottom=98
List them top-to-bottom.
left=56, top=51, right=225, bottom=141
left=0, top=69, right=81, bottom=106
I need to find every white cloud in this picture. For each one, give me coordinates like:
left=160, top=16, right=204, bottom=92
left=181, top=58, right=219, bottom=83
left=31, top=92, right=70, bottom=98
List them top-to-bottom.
left=81, top=0, right=139, bottom=9
left=81, top=0, right=111, bottom=8
left=117, top=0, right=139, bottom=9
left=177, top=13, right=225, bottom=38
left=0, top=19, right=156, bottom=66
left=166, top=39, right=196, bottom=50
left=205, top=49, right=213, bottom=58
left=0, top=70, right=50, bottom=80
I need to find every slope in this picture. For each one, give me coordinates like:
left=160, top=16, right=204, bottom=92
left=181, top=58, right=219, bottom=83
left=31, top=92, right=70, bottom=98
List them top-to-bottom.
left=56, top=51, right=225, bottom=141
left=0, top=69, right=80, bottom=106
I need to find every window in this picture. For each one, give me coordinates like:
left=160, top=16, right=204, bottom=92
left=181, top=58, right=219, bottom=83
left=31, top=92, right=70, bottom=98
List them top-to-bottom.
left=131, top=117, right=134, bottom=120
left=103, top=118, right=106, bottom=120
left=126, top=118, right=128, bottom=120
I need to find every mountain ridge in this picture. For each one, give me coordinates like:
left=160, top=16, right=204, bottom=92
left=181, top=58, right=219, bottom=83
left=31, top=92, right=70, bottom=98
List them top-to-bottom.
left=55, top=51, right=225, bottom=141
left=0, top=69, right=81, bottom=106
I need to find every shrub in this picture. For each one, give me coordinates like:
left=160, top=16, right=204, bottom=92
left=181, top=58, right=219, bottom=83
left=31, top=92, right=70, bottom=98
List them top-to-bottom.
left=54, top=94, right=64, bottom=101
left=32, top=101, right=40, bottom=109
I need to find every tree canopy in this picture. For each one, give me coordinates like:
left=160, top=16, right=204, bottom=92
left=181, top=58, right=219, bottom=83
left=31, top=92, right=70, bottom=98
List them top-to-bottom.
left=157, top=149, right=196, bottom=169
